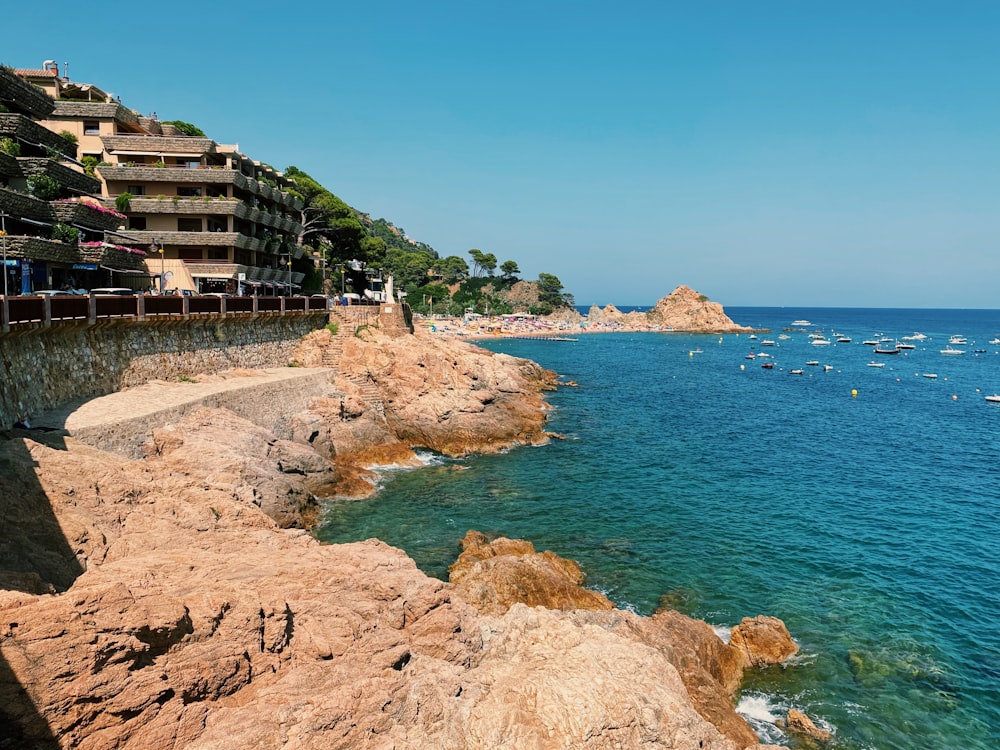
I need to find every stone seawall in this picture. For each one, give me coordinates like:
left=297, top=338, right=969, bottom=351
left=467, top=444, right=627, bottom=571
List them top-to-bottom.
left=0, top=312, right=330, bottom=430
left=55, top=368, right=338, bottom=458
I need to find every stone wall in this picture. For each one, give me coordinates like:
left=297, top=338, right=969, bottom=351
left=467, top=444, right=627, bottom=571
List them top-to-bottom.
left=0, top=312, right=330, bottom=429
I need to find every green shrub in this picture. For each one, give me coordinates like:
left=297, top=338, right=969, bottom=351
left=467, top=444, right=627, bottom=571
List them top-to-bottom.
left=59, top=130, right=78, bottom=145
left=0, top=137, right=19, bottom=156
left=27, top=174, right=61, bottom=200
left=115, top=192, right=133, bottom=213
left=51, top=223, right=79, bottom=244
left=325, top=322, right=339, bottom=335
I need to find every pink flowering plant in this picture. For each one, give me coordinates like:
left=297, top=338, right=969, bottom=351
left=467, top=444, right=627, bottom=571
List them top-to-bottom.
left=54, top=198, right=127, bottom=220
left=79, top=240, right=147, bottom=256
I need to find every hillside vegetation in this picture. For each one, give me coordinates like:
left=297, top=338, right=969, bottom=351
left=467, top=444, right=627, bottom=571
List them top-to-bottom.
left=285, top=166, right=572, bottom=315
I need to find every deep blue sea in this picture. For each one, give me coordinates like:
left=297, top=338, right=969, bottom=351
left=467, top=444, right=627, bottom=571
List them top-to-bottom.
left=315, top=307, right=1000, bottom=750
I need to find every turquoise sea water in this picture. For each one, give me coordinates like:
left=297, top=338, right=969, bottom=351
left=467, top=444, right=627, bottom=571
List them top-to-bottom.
left=315, top=307, right=1000, bottom=750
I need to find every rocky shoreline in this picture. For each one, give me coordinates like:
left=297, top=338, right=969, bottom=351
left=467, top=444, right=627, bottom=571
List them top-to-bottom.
left=424, top=284, right=756, bottom=339
left=0, top=315, right=825, bottom=749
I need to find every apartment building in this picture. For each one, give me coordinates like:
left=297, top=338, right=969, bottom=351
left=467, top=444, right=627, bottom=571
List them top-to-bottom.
left=18, top=63, right=307, bottom=295
left=0, top=64, right=149, bottom=293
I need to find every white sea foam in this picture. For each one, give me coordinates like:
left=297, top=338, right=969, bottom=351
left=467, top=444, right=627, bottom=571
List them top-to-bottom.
left=711, top=624, right=732, bottom=644
left=736, top=692, right=788, bottom=746
left=736, top=692, right=781, bottom=724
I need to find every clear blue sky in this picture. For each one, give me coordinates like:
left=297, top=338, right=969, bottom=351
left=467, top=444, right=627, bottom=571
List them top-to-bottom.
left=6, top=1, right=999, bottom=308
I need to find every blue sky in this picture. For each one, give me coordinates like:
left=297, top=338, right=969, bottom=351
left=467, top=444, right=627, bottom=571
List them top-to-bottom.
left=5, top=1, right=999, bottom=307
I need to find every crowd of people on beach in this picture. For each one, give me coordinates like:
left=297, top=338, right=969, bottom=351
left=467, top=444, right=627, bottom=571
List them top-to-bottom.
left=417, top=311, right=667, bottom=338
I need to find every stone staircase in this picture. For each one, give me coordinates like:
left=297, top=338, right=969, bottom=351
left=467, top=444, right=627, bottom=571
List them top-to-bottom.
left=322, top=309, right=386, bottom=420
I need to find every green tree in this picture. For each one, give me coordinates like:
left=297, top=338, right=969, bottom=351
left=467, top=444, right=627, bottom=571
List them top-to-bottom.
left=285, top=166, right=367, bottom=264
left=437, top=255, right=468, bottom=283
left=500, top=260, right=520, bottom=282
left=536, top=272, right=573, bottom=311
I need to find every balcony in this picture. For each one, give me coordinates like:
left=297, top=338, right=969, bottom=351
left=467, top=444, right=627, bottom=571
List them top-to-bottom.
left=0, top=70, right=55, bottom=118
left=51, top=101, right=142, bottom=129
left=0, top=114, right=76, bottom=158
left=101, top=134, right=218, bottom=155
left=0, top=151, right=19, bottom=179
left=17, top=158, right=102, bottom=196
left=99, top=165, right=241, bottom=185
left=0, top=186, right=53, bottom=223
left=128, top=197, right=244, bottom=216
left=50, top=200, right=126, bottom=232
left=124, top=230, right=241, bottom=248
left=1, top=236, right=81, bottom=264
left=78, top=242, right=148, bottom=272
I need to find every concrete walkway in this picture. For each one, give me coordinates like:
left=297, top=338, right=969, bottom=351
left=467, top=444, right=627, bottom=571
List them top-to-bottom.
left=35, top=367, right=338, bottom=458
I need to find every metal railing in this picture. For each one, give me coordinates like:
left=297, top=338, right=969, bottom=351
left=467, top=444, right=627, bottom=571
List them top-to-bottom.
left=1, top=293, right=334, bottom=332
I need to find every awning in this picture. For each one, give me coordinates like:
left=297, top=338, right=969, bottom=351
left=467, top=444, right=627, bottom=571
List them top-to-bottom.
left=100, top=265, right=153, bottom=276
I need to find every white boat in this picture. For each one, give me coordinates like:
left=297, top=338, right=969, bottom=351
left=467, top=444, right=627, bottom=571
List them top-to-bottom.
left=792, top=320, right=811, bottom=326
left=902, top=332, right=927, bottom=341
left=748, top=334, right=758, bottom=340
left=778, top=334, right=791, bottom=340
left=949, top=335, right=968, bottom=345
left=837, top=336, right=852, bottom=343
left=811, top=338, right=832, bottom=346
left=862, top=338, right=880, bottom=346
left=989, top=338, right=1000, bottom=345
left=761, top=339, right=776, bottom=346
left=873, top=341, right=901, bottom=354
left=897, top=342, right=916, bottom=350
left=940, top=346, right=965, bottom=355
left=806, top=360, right=819, bottom=366
left=867, top=361, right=885, bottom=368
left=823, top=364, right=834, bottom=371
left=789, top=369, right=805, bottom=375
left=922, top=373, right=938, bottom=379
left=986, top=394, right=1000, bottom=403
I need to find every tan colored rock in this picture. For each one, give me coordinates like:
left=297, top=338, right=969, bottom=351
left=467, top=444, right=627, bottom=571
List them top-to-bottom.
left=646, top=285, right=751, bottom=333
left=336, top=329, right=558, bottom=457
left=0, top=433, right=787, bottom=750
left=449, top=530, right=615, bottom=615
left=447, top=532, right=794, bottom=749
left=729, top=615, right=800, bottom=668
left=786, top=708, right=832, bottom=742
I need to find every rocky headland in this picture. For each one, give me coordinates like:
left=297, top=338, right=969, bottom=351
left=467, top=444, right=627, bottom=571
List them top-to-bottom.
left=430, top=285, right=754, bottom=337
left=0, top=322, right=812, bottom=749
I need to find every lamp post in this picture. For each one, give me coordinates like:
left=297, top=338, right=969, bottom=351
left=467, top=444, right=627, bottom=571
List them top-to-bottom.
left=0, top=212, right=7, bottom=297
left=157, top=239, right=164, bottom=293
left=286, top=258, right=292, bottom=297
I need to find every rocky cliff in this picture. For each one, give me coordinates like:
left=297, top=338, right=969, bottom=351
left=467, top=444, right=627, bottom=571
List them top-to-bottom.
left=645, top=285, right=750, bottom=332
left=0, top=331, right=801, bottom=749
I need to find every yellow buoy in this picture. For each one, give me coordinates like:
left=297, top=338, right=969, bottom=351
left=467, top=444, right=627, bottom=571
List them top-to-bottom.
left=851, top=389, right=858, bottom=398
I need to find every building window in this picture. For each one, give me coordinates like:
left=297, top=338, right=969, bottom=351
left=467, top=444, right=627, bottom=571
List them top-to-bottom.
left=83, top=121, right=100, bottom=135
left=127, top=185, right=146, bottom=196
left=177, top=186, right=202, bottom=197
left=128, top=217, right=147, bottom=230
left=177, top=218, right=202, bottom=232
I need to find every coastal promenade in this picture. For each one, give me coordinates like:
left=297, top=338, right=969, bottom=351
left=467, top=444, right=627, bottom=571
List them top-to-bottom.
left=32, top=367, right=338, bottom=458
